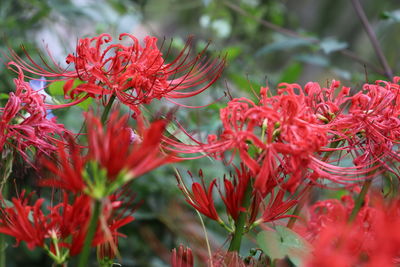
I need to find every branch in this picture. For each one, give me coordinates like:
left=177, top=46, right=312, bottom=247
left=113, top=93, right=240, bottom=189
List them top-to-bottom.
left=351, top=0, right=393, bottom=79
left=223, top=1, right=387, bottom=77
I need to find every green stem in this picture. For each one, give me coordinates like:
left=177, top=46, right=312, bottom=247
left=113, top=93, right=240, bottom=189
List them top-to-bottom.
left=101, top=95, right=116, bottom=124
left=0, top=151, right=13, bottom=267
left=349, top=179, right=372, bottom=222
left=228, top=180, right=253, bottom=252
left=78, top=200, right=101, bottom=267
left=0, top=221, right=5, bottom=267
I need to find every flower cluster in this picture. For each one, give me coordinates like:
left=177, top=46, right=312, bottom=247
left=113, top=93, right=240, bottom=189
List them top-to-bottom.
left=2, top=28, right=400, bottom=267
left=0, top=32, right=221, bottom=266
left=8, top=34, right=225, bottom=115
left=0, top=65, right=66, bottom=162
left=165, top=77, right=400, bottom=265
left=167, top=78, right=400, bottom=191
left=40, top=110, right=176, bottom=198
left=177, top=165, right=298, bottom=227
left=0, top=191, right=134, bottom=262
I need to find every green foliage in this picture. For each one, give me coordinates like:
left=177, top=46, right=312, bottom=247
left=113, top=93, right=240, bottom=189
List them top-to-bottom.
left=319, top=37, right=348, bottom=54
left=49, top=80, right=92, bottom=110
left=256, top=225, right=312, bottom=266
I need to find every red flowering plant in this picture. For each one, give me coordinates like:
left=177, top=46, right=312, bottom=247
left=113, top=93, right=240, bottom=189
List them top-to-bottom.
left=0, top=9, right=400, bottom=266
left=0, top=31, right=224, bottom=266
left=6, top=33, right=225, bottom=117
left=0, top=64, right=66, bottom=165
left=164, top=77, right=400, bottom=265
left=39, top=110, right=177, bottom=198
left=0, top=190, right=136, bottom=265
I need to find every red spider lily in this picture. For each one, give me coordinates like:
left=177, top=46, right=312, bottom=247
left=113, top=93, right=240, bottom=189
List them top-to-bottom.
left=8, top=34, right=225, bottom=114
left=0, top=64, right=66, bottom=162
left=304, top=78, right=400, bottom=178
left=329, top=78, right=400, bottom=176
left=303, top=80, right=351, bottom=121
left=165, top=82, right=376, bottom=193
left=40, top=111, right=177, bottom=196
left=86, top=111, right=177, bottom=180
left=178, top=165, right=299, bottom=228
left=219, top=165, right=251, bottom=221
left=177, top=172, right=221, bottom=222
left=257, top=189, right=298, bottom=223
left=0, top=191, right=134, bottom=261
left=0, top=191, right=47, bottom=250
left=68, top=192, right=136, bottom=256
left=301, top=195, right=400, bottom=267
left=304, top=195, right=356, bottom=241
left=97, top=235, right=119, bottom=264
left=171, top=245, right=194, bottom=267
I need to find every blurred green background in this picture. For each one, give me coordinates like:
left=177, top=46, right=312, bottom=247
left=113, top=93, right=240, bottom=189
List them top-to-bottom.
left=1, top=0, right=400, bottom=266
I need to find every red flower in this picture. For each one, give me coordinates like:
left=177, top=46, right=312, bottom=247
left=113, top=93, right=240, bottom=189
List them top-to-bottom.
left=8, top=34, right=225, bottom=114
left=0, top=65, right=66, bottom=162
left=331, top=78, right=400, bottom=174
left=165, top=80, right=389, bottom=192
left=165, top=83, right=343, bottom=192
left=40, top=111, right=177, bottom=196
left=219, top=165, right=251, bottom=221
left=178, top=176, right=221, bottom=222
left=257, top=189, right=298, bottom=223
left=0, top=191, right=135, bottom=260
left=0, top=191, right=47, bottom=250
left=171, top=245, right=194, bottom=267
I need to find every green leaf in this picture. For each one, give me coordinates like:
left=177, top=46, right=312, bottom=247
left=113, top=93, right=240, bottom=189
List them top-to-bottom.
left=381, top=10, right=400, bottom=22
left=256, top=37, right=315, bottom=57
left=320, top=38, right=348, bottom=54
left=223, top=45, right=242, bottom=61
left=295, top=54, right=329, bottom=67
left=278, top=62, right=303, bottom=84
left=229, top=73, right=262, bottom=94
left=48, top=79, right=85, bottom=96
left=48, top=81, right=65, bottom=96
left=0, top=93, right=9, bottom=100
left=77, top=97, right=93, bottom=111
left=166, top=122, right=211, bottom=160
left=1, top=199, right=13, bottom=209
left=257, top=225, right=312, bottom=266
left=257, top=229, right=285, bottom=260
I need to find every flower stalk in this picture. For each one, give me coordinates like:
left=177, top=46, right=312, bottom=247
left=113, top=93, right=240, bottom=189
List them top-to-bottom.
left=101, top=94, right=116, bottom=124
left=0, top=150, right=14, bottom=267
left=349, top=179, right=372, bottom=222
left=228, top=180, right=252, bottom=252
left=77, top=199, right=102, bottom=267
